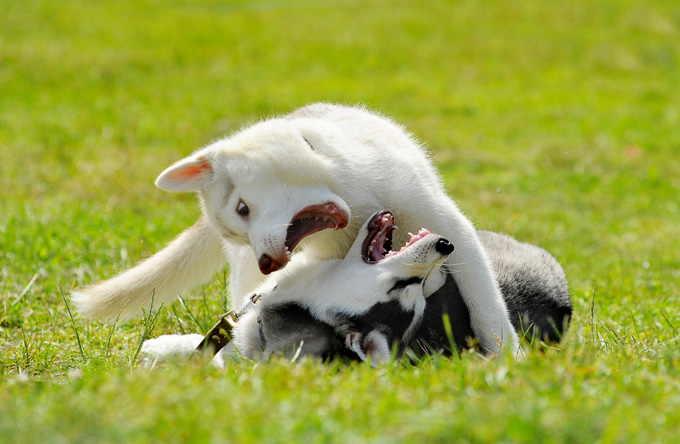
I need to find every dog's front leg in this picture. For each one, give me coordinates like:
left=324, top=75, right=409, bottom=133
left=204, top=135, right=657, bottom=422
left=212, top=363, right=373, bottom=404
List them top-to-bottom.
left=443, top=232, right=520, bottom=357
left=224, top=242, right=269, bottom=309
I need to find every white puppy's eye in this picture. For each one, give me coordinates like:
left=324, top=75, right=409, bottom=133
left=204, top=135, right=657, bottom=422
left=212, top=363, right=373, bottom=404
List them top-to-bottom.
left=303, top=137, right=314, bottom=151
left=236, top=200, right=250, bottom=217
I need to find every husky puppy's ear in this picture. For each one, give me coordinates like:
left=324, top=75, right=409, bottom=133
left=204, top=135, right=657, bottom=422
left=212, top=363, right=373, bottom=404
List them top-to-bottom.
left=155, top=155, right=213, bottom=192
left=422, top=267, right=448, bottom=297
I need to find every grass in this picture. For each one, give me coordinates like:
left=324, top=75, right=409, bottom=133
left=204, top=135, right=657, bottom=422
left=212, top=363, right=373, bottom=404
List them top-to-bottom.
left=1, top=0, right=679, bottom=442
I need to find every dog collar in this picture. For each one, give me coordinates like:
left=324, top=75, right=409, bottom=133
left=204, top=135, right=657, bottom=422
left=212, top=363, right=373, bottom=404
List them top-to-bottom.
left=193, top=293, right=263, bottom=356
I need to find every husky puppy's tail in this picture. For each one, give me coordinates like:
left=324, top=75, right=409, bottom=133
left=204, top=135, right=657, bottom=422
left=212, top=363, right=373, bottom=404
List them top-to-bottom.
left=72, top=216, right=226, bottom=321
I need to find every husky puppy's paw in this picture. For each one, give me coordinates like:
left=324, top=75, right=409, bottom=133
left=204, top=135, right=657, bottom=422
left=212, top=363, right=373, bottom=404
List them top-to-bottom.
left=344, top=330, right=392, bottom=367
left=344, top=331, right=366, bottom=361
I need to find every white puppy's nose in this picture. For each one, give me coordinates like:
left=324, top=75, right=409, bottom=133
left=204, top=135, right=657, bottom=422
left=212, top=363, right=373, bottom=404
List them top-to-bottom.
left=435, top=238, right=454, bottom=255
left=258, top=254, right=285, bottom=275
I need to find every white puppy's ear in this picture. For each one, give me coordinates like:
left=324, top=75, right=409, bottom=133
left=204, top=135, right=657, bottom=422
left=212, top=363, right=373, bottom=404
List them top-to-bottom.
left=155, top=155, right=213, bottom=192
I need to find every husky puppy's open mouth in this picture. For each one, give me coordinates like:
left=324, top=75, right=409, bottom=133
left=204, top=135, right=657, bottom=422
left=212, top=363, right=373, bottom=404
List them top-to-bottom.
left=362, top=210, right=452, bottom=264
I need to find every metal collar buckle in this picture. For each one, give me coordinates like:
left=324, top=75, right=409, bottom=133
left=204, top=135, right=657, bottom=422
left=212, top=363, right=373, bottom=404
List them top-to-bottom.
left=193, top=293, right=263, bottom=357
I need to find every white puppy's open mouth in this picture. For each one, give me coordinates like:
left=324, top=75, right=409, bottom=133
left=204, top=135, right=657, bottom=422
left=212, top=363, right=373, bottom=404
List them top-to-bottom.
left=259, top=202, right=350, bottom=275
left=286, top=202, right=350, bottom=255
left=362, top=211, right=433, bottom=264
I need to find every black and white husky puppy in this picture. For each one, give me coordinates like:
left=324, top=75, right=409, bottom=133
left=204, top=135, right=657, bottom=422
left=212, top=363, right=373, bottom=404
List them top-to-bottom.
left=221, top=211, right=452, bottom=363
left=142, top=212, right=571, bottom=365
left=247, top=212, right=572, bottom=363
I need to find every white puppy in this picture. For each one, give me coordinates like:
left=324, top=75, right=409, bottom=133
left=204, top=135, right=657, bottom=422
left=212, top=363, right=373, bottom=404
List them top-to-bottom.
left=76, top=104, right=518, bottom=356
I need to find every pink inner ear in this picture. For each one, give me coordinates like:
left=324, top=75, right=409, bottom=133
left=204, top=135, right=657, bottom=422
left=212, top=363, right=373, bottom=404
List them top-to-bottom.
left=156, top=156, right=213, bottom=192
left=173, top=159, right=211, bottom=180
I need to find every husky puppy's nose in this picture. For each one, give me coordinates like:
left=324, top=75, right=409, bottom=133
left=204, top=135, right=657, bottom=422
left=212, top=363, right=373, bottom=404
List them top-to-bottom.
left=435, top=238, right=454, bottom=255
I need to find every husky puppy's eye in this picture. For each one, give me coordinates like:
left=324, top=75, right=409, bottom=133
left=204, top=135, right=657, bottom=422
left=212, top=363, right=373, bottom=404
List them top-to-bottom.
left=236, top=200, right=250, bottom=217
left=388, top=277, right=423, bottom=294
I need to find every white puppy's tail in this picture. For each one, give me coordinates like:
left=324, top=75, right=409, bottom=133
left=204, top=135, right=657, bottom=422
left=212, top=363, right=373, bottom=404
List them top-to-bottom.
left=72, top=216, right=226, bottom=321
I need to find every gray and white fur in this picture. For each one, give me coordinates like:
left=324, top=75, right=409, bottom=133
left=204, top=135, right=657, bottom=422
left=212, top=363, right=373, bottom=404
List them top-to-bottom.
left=142, top=212, right=571, bottom=366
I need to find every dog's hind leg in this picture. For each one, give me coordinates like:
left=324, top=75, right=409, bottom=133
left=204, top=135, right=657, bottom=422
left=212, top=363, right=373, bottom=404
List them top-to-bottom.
left=72, top=216, right=226, bottom=321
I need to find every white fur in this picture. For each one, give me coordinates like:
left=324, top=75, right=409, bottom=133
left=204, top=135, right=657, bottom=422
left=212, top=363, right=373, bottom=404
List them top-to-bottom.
left=76, top=104, right=518, bottom=356
left=140, top=334, right=204, bottom=366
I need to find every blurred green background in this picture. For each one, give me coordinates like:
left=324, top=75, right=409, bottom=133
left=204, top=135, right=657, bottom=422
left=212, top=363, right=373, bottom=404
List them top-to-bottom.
left=1, top=0, right=679, bottom=442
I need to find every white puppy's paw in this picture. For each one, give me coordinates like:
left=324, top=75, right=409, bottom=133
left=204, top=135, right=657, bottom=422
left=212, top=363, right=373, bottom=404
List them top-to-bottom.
left=140, top=334, right=204, bottom=366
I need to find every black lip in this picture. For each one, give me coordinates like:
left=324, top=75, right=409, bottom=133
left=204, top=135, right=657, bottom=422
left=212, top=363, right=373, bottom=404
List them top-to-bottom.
left=361, top=211, right=395, bottom=264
